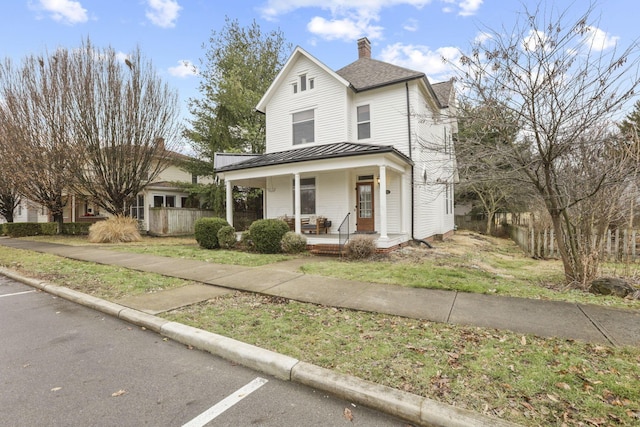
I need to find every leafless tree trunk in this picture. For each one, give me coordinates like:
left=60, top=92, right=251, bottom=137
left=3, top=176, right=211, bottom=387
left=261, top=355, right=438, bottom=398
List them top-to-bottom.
left=454, top=3, right=640, bottom=286
left=69, top=40, right=182, bottom=216
left=0, top=51, right=80, bottom=230
left=0, top=125, right=20, bottom=222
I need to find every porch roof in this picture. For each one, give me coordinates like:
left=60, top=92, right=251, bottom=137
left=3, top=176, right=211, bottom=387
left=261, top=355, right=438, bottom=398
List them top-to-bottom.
left=215, top=142, right=413, bottom=173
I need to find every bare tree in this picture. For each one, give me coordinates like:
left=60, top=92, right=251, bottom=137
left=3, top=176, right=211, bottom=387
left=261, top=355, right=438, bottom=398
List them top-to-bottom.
left=454, top=3, right=640, bottom=286
left=69, top=40, right=182, bottom=216
left=0, top=50, right=79, bottom=230
left=455, top=100, right=527, bottom=234
left=0, top=124, right=21, bottom=222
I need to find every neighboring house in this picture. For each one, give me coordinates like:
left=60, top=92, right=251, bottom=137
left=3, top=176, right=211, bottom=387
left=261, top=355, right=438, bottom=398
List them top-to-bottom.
left=214, top=37, right=458, bottom=249
left=63, top=150, right=210, bottom=232
left=0, top=199, right=48, bottom=224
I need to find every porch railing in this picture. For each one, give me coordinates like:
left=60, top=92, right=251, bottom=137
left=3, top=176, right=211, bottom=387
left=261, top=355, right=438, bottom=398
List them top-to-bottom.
left=338, top=212, right=350, bottom=258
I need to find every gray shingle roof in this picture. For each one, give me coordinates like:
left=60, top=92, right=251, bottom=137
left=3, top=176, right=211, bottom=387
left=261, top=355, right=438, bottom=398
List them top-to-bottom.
left=336, top=57, right=425, bottom=92
left=431, top=79, right=454, bottom=108
left=215, top=142, right=413, bottom=173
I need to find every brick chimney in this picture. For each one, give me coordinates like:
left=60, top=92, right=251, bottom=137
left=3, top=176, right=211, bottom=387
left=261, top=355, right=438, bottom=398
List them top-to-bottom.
left=357, top=37, right=371, bottom=59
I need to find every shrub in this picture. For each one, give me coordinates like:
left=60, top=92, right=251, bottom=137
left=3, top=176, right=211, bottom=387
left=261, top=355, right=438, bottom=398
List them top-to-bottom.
left=88, top=216, right=141, bottom=243
left=194, top=217, right=229, bottom=249
left=249, top=219, right=290, bottom=254
left=4, top=222, right=57, bottom=237
left=61, top=222, right=92, bottom=235
left=0, top=223, right=5, bottom=236
left=217, top=225, right=237, bottom=249
left=239, top=230, right=254, bottom=251
left=281, top=231, right=307, bottom=254
left=344, top=235, right=376, bottom=260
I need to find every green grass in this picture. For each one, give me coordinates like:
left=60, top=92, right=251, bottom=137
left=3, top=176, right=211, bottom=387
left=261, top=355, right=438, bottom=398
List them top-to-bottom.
left=17, top=232, right=640, bottom=308
left=2, top=234, right=640, bottom=425
left=0, top=246, right=192, bottom=299
left=163, top=293, right=640, bottom=427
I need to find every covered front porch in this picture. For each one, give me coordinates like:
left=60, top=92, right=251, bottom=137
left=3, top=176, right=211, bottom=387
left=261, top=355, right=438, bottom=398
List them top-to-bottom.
left=215, top=143, right=414, bottom=249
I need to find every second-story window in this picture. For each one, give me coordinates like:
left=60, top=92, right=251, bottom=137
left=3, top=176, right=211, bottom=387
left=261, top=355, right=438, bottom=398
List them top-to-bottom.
left=300, top=74, right=307, bottom=91
left=357, top=105, right=371, bottom=139
left=292, top=109, right=314, bottom=145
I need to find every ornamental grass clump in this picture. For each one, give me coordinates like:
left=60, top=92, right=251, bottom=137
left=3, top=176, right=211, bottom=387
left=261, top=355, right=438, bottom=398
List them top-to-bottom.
left=88, top=216, right=141, bottom=243
left=280, top=231, right=307, bottom=254
left=344, top=235, right=376, bottom=260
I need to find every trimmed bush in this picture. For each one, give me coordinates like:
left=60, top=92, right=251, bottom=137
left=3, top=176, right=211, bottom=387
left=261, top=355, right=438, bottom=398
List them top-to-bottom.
left=88, top=216, right=141, bottom=243
left=194, top=217, right=230, bottom=249
left=249, top=219, right=290, bottom=254
left=4, top=222, right=57, bottom=237
left=61, top=222, right=92, bottom=235
left=0, top=223, right=5, bottom=236
left=217, top=225, right=237, bottom=249
left=239, top=230, right=254, bottom=251
left=281, top=231, right=307, bottom=254
left=344, top=235, right=376, bottom=260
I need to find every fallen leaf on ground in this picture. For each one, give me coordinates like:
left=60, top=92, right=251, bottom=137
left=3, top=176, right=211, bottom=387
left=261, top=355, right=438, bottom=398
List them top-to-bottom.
left=521, top=336, right=527, bottom=345
left=556, top=382, right=571, bottom=390
left=51, top=387, right=62, bottom=392
left=111, top=389, right=127, bottom=397
left=343, top=407, right=353, bottom=422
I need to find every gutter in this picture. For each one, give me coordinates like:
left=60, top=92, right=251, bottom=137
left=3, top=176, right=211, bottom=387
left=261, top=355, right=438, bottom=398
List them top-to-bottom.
left=406, top=82, right=415, bottom=240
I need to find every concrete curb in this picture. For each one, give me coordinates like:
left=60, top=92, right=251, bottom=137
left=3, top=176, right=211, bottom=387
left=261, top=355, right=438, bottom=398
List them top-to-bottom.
left=2, top=267, right=520, bottom=427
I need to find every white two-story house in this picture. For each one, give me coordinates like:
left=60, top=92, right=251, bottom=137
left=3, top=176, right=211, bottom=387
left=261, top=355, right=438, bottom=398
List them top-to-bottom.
left=216, top=38, right=457, bottom=249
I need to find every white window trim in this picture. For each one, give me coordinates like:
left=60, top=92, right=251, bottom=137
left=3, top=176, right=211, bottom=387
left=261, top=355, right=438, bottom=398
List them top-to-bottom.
left=357, top=104, right=371, bottom=140
left=292, top=108, right=315, bottom=145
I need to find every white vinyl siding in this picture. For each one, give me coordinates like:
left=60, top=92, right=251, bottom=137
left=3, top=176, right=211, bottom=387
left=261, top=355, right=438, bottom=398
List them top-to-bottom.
left=265, top=56, right=347, bottom=153
left=349, top=85, right=409, bottom=154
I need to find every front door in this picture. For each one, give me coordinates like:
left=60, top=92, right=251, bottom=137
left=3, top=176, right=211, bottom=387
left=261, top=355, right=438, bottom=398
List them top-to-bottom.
left=356, top=182, right=375, bottom=232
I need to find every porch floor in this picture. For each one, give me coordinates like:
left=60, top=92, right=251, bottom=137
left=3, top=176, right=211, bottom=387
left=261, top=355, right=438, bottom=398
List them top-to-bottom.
left=304, top=232, right=409, bottom=249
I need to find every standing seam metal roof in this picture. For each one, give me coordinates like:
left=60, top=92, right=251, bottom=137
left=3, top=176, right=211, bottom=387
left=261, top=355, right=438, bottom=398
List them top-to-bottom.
left=215, top=142, right=413, bottom=173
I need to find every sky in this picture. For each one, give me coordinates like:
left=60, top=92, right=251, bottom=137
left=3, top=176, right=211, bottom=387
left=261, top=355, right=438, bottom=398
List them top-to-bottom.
left=0, top=0, right=638, bottom=149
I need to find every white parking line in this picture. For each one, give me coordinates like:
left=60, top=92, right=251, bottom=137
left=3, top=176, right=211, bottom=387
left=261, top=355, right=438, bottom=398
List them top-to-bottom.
left=0, top=290, right=37, bottom=298
left=182, top=377, right=268, bottom=427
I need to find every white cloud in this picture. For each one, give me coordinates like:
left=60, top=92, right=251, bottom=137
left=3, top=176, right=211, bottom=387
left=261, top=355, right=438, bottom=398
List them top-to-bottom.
left=32, top=0, right=88, bottom=24
left=145, top=0, right=181, bottom=28
left=260, top=0, right=434, bottom=41
left=458, top=0, right=482, bottom=16
left=259, top=1, right=482, bottom=41
left=260, top=1, right=432, bottom=20
left=307, top=16, right=383, bottom=41
left=403, top=18, right=419, bottom=32
left=583, top=26, right=618, bottom=51
left=522, top=29, right=548, bottom=52
left=473, top=31, right=491, bottom=44
left=380, top=42, right=460, bottom=79
left=116, top=52, right=129, bottom=63
left=168, top=60, right=197, bottom=77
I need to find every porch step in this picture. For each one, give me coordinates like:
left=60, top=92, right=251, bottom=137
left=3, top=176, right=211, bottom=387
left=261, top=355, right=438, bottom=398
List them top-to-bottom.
left=308, top=243, right=343, bottom=257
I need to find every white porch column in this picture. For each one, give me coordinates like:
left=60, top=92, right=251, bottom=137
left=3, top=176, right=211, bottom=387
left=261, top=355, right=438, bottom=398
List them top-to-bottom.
left=379, top=165, right=388, bottom=240
left=400, top=172, right=407, bottom=234
left=294, top=173, right=301, bottom=234
left=225, top=179, right=233, bottom=226
left=71, top=194, right=76, bottom=222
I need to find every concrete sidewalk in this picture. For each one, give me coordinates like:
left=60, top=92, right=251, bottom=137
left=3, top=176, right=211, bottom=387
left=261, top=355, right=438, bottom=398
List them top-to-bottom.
left=1, top=237, right=639, bottom=347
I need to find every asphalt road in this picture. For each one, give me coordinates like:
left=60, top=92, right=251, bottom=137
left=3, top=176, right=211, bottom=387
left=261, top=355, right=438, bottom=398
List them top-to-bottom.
left=0, top=275, right=408, bottom=426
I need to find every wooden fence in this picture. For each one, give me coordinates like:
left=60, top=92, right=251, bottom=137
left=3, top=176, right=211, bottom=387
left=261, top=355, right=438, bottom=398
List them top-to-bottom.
left=148, top=207, right=214, bottom=236
left=509, top=225, right=639, bottom=261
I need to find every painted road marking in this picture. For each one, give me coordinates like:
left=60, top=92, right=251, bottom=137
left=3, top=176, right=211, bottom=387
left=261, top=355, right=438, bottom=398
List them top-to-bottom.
left=0, top=290, right=37, bottom=298
left=182, top=377, right=269, bottom=427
